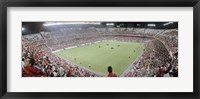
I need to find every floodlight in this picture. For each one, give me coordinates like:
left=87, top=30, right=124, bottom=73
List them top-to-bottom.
left=148, top=24, right=156, bottom=27
left=22, top=27, right=25, bottom=31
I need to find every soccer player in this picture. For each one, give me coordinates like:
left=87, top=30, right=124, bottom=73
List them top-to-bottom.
left=22, top=57, right=46, bottom=77
left=107, top=66, right=117, bottom=77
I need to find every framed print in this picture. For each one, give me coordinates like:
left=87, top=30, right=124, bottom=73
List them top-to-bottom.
left=0, top=0, right=200, bottom=99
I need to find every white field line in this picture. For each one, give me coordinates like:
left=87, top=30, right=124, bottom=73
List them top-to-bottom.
left=52, top=40, right=102, bottom=53
left=53, top=40, right=145, bottom=77
left=53, top=41, right=108, bottom=77
left=119, top=44, right=145, bottom=77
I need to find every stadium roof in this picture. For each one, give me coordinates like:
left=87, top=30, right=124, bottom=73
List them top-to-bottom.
left=22, top=22, right=178, bottom=35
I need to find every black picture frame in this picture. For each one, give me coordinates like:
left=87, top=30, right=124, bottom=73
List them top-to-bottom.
left=0, top=0, right=199, bottom=99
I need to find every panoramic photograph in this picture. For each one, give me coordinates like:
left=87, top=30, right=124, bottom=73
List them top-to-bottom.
left=21, top=22, right=178, bottom=77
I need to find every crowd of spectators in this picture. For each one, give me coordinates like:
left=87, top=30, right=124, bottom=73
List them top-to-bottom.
left=22, top=27, right=178, bottom=77
left=155, top=29, right=178, bottom=54
left=22, top=37, right=100, bottom=77
left=123, top=39, right=178, bottom=77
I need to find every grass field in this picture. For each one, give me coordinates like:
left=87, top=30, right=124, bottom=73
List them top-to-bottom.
left=55, top=40, right=144, bottom=76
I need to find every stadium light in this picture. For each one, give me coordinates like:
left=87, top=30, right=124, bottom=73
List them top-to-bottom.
left=43, top=22, right=101, bottom=26
left=43, top=22, right=65, bottom=26
left=64, top=22, right=101, bottom=25
left=163, top=22, right=174, bottom=26
left=106, top=23, right=114, bottom=26
left=137, top=24, right=141, bottom=26
left=147, top=24, right=156, bottom=27
left=22, top=27, right=25, bottom=31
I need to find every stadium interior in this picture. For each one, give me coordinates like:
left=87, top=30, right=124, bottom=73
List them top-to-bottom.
left=22, top=22, right=178, bottom=77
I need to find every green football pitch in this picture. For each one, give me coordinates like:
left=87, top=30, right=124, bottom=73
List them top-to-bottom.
left=55, top=40, right=144, bottom=76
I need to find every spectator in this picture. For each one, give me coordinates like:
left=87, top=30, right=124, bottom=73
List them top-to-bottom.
left=22, top=57, right=47, bottom=77
left=107, top=66, right=117, bottom=77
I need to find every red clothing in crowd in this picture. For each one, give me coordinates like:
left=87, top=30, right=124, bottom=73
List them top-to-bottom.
left=22, top=66, right=46, bottom=77
left=159, top=67, right=165, bottom=77
left=67, top=70, right=72, bottom=77
left=107, top=73, right=117, bottom=77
